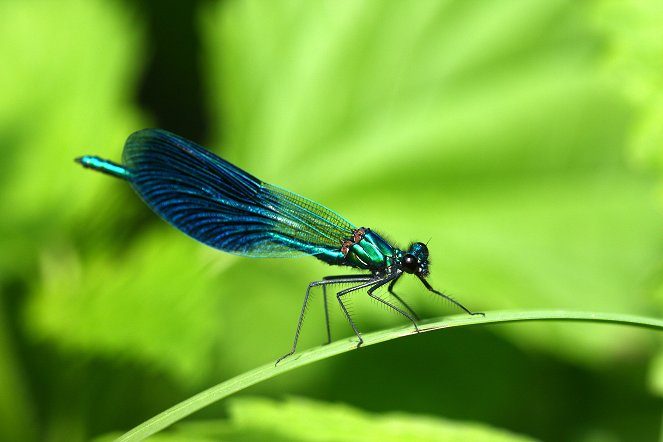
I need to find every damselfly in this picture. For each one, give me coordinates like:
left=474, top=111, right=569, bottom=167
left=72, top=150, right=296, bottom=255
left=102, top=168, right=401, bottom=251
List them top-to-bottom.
left=77, top=129, right=482, bottom=364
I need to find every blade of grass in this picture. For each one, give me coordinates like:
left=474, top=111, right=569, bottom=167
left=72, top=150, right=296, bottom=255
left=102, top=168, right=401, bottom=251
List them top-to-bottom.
left=116, top=309, right=663, bottom=442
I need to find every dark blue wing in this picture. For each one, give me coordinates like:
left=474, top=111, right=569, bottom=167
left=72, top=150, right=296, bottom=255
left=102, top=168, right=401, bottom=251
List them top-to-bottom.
left=122, top=129, right=355, bottom=259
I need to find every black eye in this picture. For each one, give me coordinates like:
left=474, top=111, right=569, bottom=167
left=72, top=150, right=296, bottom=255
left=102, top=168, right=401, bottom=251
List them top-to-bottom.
left=402, top=254, right=418, bottom=274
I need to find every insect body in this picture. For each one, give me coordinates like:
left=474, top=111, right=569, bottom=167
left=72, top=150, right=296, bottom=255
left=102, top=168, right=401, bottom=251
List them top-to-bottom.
left=76, top=129, right=482, bottom=364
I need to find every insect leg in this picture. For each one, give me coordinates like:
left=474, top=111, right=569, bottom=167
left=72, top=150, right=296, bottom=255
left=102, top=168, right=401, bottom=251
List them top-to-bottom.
left=321, top=274, right=372, bottom=345
left=367, top=275, right=420, bottom=333
left=417, top=275, right=484, bottom=316
left=276, top=276, right=373, bottom=365
left=387, top=276, right=420, bottom=321
left=334, top=278, right=385, bottom=348
left=322, top=284, right=331, bottom=345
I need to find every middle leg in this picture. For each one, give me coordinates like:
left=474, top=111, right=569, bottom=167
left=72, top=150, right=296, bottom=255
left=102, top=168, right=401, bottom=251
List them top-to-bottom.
left=367, top=275, right=420, bottom=333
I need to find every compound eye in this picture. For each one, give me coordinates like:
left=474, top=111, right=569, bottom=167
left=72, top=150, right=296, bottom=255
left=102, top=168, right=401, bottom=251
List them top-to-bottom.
left=417, top=242, right=429, bottom=256
left=402, top=254, right=418, bottom=274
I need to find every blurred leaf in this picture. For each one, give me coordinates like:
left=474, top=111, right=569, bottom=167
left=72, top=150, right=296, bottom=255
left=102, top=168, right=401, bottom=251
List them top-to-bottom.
left=0, top=0, right=145, bottom=279
left=0, top=0, right=145, bottom=440
left=202, top=0, right=663, bottom=367
left=591, top=0, right=663, bottom=400
left=592, top=0, right=663, bottom=169
left=27, top=228, right=227, bottom=384
left=0, top=296, right=36, bottom=442
left=98, top=396, right=538, bottom=442
left=211, top=396, right=538, bottom=442
left=221, top=396, right=537, bottom=442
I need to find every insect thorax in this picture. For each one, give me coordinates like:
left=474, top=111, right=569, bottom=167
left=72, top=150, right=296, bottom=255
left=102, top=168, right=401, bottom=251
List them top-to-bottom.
left=341, top=228, right=396, bottom=270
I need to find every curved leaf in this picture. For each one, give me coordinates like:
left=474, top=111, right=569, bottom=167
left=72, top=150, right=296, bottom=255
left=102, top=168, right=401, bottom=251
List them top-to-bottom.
left=116, top=310, right=663, bottom=441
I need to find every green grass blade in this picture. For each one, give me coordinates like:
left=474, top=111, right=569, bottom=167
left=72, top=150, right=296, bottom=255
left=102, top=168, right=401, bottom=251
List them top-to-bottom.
left=115, top=310, right=663, bottom=442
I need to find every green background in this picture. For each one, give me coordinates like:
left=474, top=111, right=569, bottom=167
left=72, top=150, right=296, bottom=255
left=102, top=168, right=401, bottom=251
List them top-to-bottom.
left=2, top=0, right=663, bottom=441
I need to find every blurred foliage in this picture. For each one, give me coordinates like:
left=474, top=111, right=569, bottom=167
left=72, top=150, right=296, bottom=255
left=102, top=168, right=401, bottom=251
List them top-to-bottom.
left=1, top=0, right=663, bottom=441
left=592, top=0, right=663, bottom=170
left=109, top=396, right=539, bottom=442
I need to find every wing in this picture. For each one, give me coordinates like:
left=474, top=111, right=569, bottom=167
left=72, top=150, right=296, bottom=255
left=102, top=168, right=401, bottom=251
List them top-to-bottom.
left=122, top=129, right=355, bottom=259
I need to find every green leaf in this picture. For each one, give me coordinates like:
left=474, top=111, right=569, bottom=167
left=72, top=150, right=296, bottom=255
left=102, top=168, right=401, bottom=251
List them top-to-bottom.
left=0, top=0, right=144, bottom=272
left=26, top=228, right=228, bottom=384
left=114, top=310, right=663, bottom=441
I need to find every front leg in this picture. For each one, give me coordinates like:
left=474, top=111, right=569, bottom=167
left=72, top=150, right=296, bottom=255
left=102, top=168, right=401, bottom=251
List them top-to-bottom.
left=367, top=275, right=420, bottom=333
left=416, top=275, right=484, bottom=317
left=387, top=276, right=421, bottom=321
left=334, top=278, right=385, bottom=348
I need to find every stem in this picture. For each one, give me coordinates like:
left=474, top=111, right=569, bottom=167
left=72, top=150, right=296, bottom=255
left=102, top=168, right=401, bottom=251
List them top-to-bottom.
left=115, top=310, right=663, bottom=442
